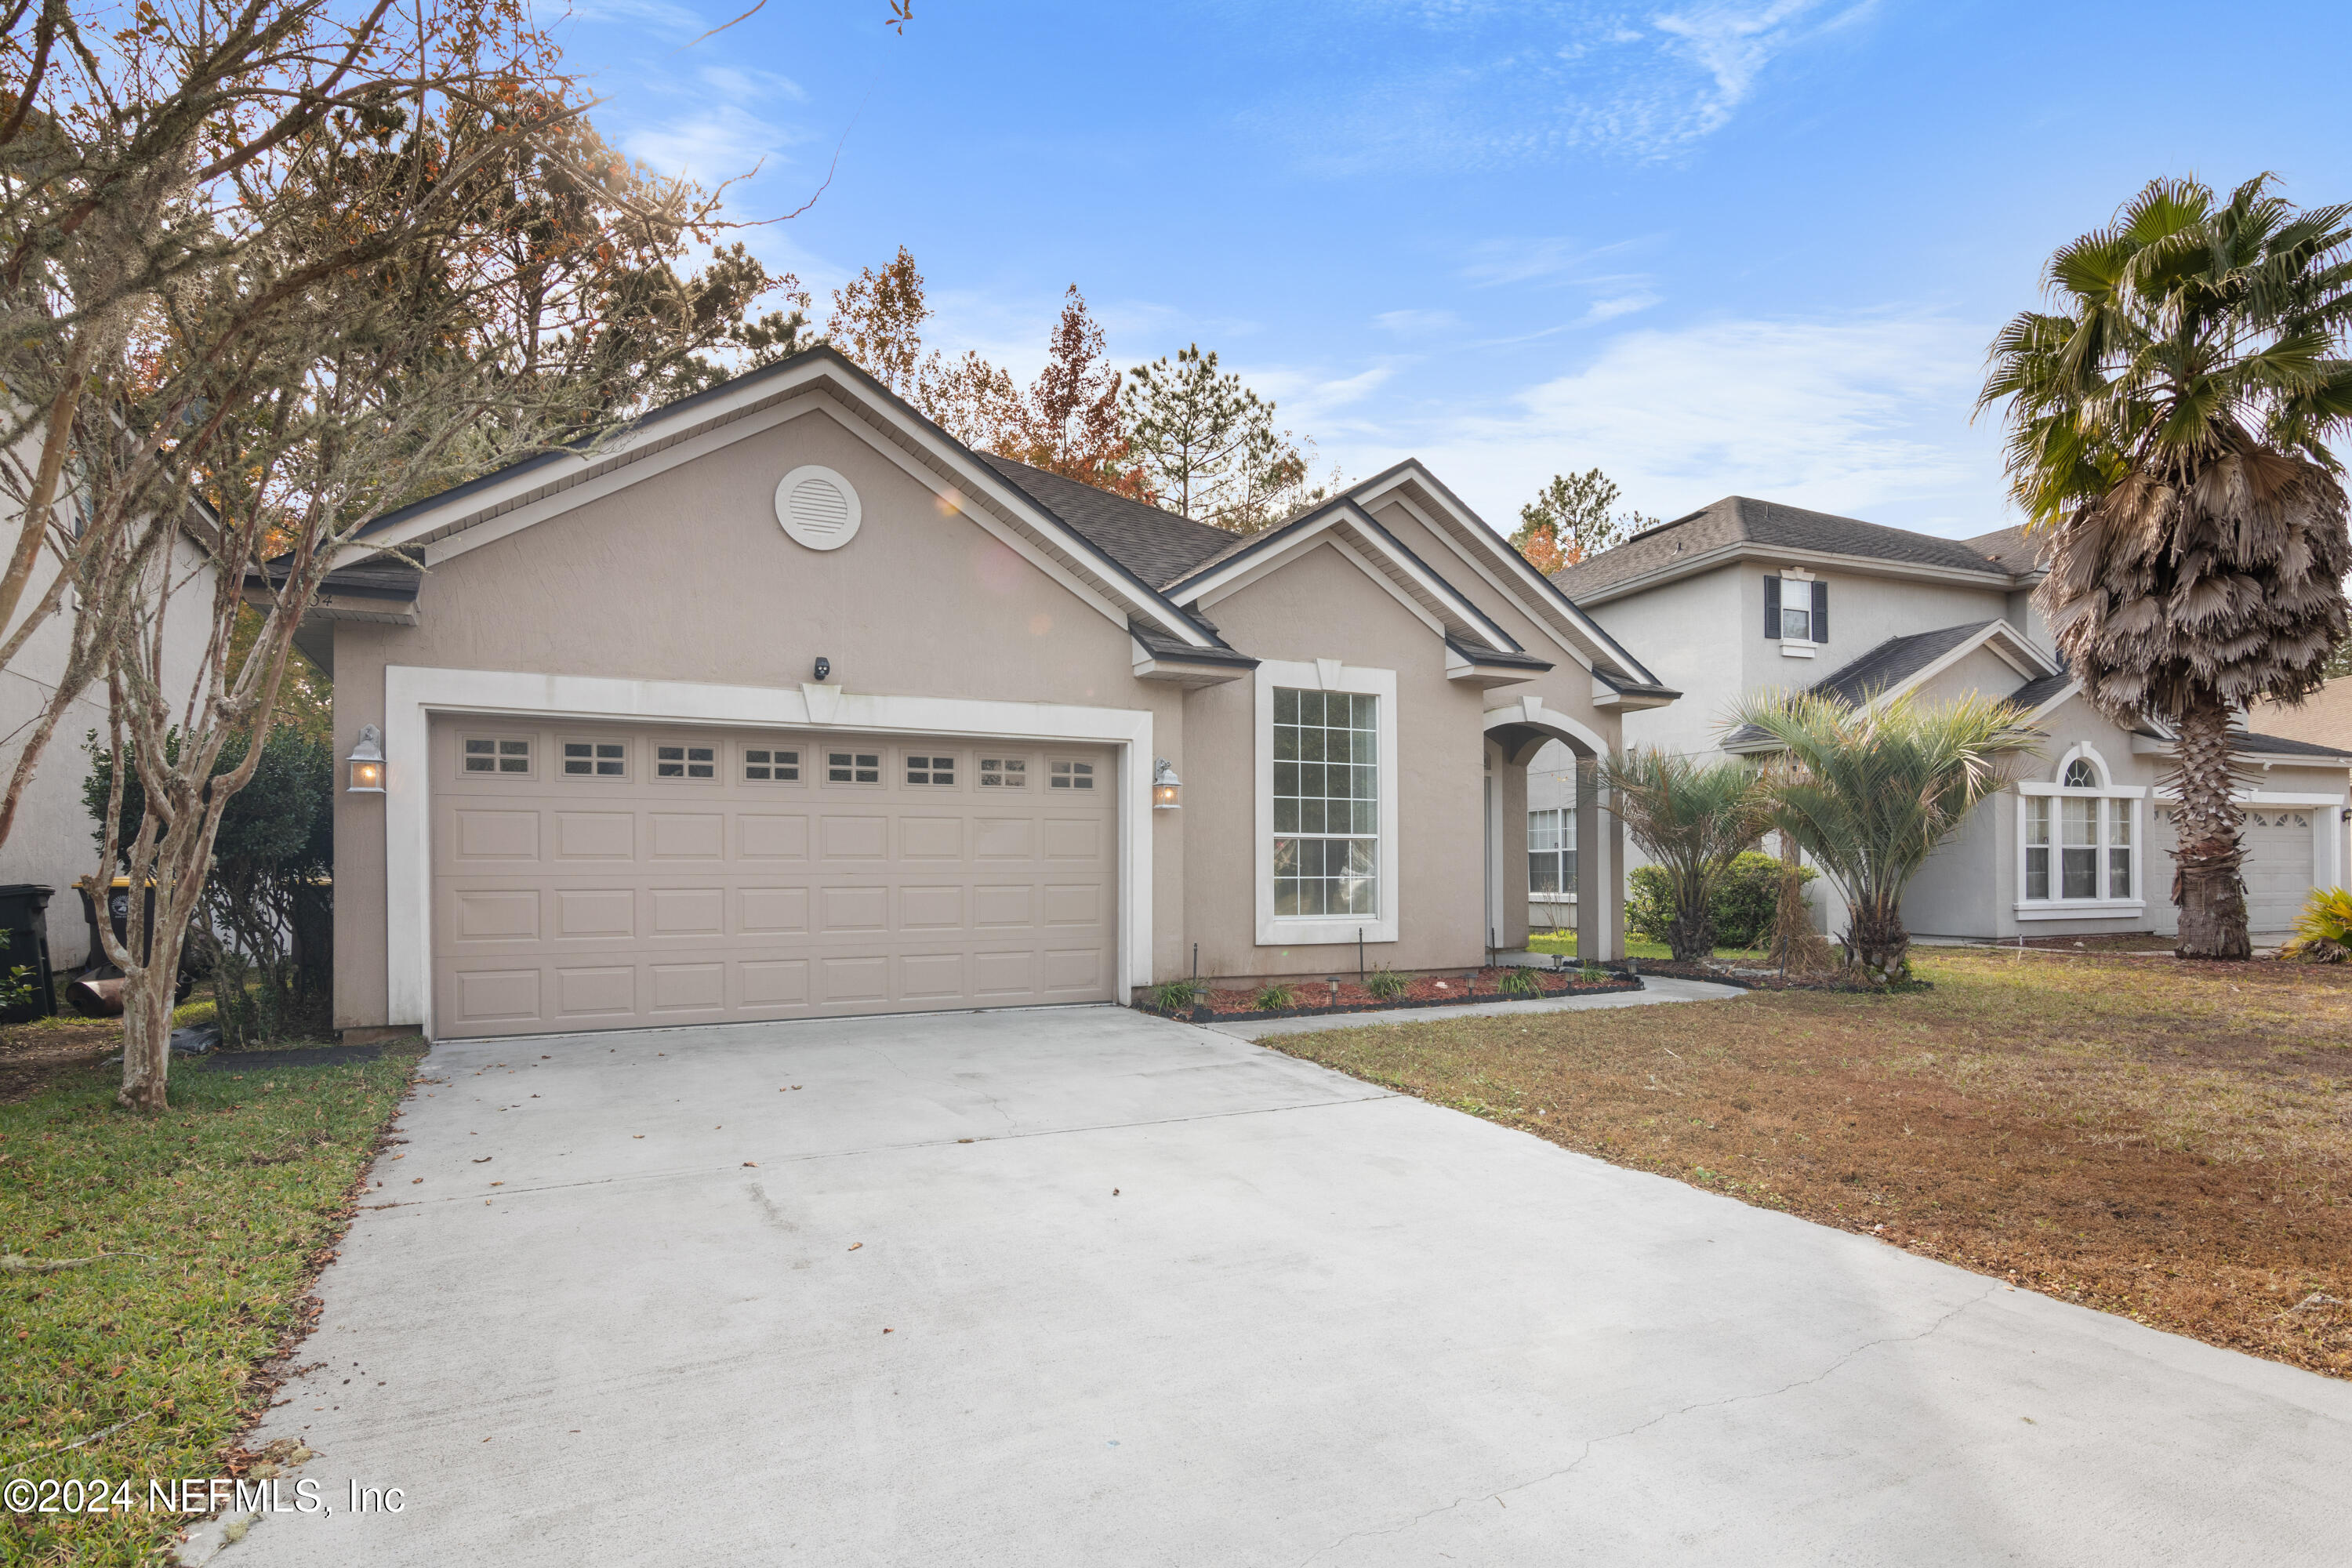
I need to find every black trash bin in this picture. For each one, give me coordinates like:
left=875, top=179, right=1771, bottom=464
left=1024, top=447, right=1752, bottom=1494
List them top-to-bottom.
left=0, top=884, right=59, bottom=1023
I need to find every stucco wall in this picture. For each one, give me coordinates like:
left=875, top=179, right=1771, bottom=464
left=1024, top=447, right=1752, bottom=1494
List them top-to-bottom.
left=332, top=404, right=1189, bottom=1027
left=1177, top=541, right=1486, bottom=982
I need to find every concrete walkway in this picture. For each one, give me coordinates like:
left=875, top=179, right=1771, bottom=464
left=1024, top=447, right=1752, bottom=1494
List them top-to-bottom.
left=1213, top=972, right=1745, bottom=1037
left=194, top=1005, right=2352, bottom=1566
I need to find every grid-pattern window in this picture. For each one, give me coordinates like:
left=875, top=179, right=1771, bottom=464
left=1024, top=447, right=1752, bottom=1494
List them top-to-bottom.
left=1272, top=688, right=1377, bottom=917
left=463, top=736, right=532, bottom=775
left=561, top=741, right=626, bottom=778
left=655, top=743, right=716, bottom=779
left=743, top=746, right=800, bottom=782
left=827, top=750, right=880, bottom=784
left=904, top=753, right=956, bottom=786
left=979, top=757, right=1027, bottom=788
left=1050, top=760, right=1094, bottom=790
left=2025, top=786, right=2132, bottom=902
left=2026, top=796, right=2052, bottom=901
left=2060, top=797, right=2100, bottom=898
left=1528, top=808, right=1577, bottom=895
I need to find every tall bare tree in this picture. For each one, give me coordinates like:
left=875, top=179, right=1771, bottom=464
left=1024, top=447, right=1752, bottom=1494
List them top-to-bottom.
left=5, top=0, right=806, bottom=1108
left=1980, top=175, right=2352, bottom=958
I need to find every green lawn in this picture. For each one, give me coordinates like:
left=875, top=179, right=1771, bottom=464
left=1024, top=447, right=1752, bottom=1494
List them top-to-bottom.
left=2, top=1041, right=422, bottom=1566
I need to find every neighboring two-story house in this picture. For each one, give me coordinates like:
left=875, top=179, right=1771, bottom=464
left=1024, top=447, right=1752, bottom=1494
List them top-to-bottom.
left=1530, top=496, right=2352, bottom=943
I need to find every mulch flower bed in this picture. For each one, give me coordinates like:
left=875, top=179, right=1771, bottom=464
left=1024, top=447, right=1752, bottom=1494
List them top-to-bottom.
left=1143, top=965, right=1641, bottom=1022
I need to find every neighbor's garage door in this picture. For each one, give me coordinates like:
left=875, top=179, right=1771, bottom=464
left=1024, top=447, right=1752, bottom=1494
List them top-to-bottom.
left=428, top=718, right=1117, bottom=1039
left=2241, top=805, right=2319, bottom=934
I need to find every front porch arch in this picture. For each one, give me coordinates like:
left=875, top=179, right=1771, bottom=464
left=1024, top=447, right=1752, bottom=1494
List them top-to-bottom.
left=1482, top=700, right=1622, bottom=963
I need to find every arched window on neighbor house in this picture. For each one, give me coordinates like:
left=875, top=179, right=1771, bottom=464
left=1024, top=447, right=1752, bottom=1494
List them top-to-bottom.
left=2019, top=746, right=2143, bottom=914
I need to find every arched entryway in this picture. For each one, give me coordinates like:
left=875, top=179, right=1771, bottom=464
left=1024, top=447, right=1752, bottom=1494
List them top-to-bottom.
left=1482, top=699, right=1622, bottom=964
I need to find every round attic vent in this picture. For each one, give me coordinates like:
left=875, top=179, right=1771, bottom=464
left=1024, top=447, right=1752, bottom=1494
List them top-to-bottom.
left=775, top=466, right=862, bottom=550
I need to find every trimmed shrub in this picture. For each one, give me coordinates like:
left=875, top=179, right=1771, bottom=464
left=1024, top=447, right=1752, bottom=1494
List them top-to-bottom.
left=1628, top=851, right=1812, bottom=951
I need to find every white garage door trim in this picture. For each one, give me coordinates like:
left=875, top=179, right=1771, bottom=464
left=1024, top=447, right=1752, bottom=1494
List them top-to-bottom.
left=383, top=665, right=1153, bottom=1033
left=2155, top=786, right=2349, bottom=901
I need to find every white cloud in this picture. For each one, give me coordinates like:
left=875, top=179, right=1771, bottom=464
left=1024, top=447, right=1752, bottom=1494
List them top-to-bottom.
left=1248, top=0, right=1860, bottom=171
left=1650, top=1, right=1837, bottom=136
left=699, top=64, right=806, bottom=101
left=623, top=104, right=800, bottom=180
left=1583, top=291, right=1661, bottom=321
left=1374, top=308, right=1463, bottom=336
left=1338, top=310, right=2009, bottom=534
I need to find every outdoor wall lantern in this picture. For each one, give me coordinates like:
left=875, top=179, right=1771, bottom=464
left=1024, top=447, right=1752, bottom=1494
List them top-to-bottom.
left=347, top=724, right=386, bottom=794
left=1152, top=757, right=1181, bottom=810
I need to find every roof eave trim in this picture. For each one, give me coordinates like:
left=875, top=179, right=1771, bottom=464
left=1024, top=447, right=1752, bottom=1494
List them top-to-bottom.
left=1567, top=540, right=2028, bottom=607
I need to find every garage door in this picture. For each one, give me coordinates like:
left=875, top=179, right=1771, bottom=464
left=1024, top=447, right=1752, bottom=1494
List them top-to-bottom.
left=428, top=719, right=1118, bottom=1039
left=2241, top=806, right=2319, bottom=933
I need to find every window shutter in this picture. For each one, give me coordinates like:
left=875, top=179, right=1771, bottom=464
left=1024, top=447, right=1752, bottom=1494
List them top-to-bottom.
left=1763, top=574, right=1780, bottom=637
left=1810, top=579, right=1828, bottom=644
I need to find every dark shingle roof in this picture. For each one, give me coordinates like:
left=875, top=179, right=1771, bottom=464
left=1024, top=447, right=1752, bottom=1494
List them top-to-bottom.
left=977, top=455, right=1240, bottom=589
left=1554, top=496, right=2023, bottom=599
left=1964, top=524, right=2041, bottom=575
left=1723, top=622, right=2005, bottom=748
left=1809, top=622, right=1998, bottom=708
left=2006, top=668, right=2074, bottom=712
left=2238, top=729, right=2352, bottom=762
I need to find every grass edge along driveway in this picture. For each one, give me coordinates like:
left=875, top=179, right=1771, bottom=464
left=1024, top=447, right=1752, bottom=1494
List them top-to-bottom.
left=1272, top=947, right=2352, bottom=1381
left=2, top=1044, right=425, bottom=1567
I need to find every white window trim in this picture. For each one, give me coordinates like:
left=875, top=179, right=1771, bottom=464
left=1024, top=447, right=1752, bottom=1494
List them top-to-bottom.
left=1772, top=568, right=1817, bottom=656
left=1255, top=659, right=1399, bottom=945
left=382, top=665, right=1153, bottom=1033
left=2014, top=744, right=2146, bottom=919
left=1526, top=807, right=1578, bottom=904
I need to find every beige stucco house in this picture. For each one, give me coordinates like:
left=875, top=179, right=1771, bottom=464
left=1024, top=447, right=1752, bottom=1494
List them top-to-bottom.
left=315, top=349, right=1676, bottom=1041
left=1533, top=497, right=2352, bottom=943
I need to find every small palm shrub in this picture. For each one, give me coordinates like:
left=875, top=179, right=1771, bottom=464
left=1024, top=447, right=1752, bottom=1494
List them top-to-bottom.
left=1734, top=690, right=2038, bottom=985
left=1599, top=749, right=1769, bottom=962
left=2282, top=886, right=2352, bottom=963
left=1497, top=967, right=1541, bottom=999
left=1365, top=968, right=1407, bottom=1001
left=1147, top=978, right=1200, bottom=1012
left=1252, top=984, right=1296, bottom=1011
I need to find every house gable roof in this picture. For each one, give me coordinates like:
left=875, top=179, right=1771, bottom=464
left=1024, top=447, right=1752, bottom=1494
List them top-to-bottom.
left=347, top=347, right=1226, bottom=653
left=1341, top=460, right=1672, bottom=695
left=1163, top=495, right=1528, bottom=654
left=1556, top=495, right=2030, bottom=604
left=1725, top=619, right=2056, bottom=750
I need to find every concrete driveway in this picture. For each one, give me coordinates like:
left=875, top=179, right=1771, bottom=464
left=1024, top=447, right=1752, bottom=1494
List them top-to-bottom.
left=207, top=1006, right=2352, bottom=1566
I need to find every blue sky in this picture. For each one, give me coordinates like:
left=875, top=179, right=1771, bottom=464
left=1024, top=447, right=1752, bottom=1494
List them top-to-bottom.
left=550, top=1, right=2352, bottom=541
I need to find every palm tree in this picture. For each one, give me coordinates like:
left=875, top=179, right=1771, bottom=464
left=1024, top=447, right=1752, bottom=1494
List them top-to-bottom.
left=1979, top=175, right=2352, bottom=958
left=1730, top=691, right=2039, bottom=985
left=1596, top=749, right=1766, bottom=963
